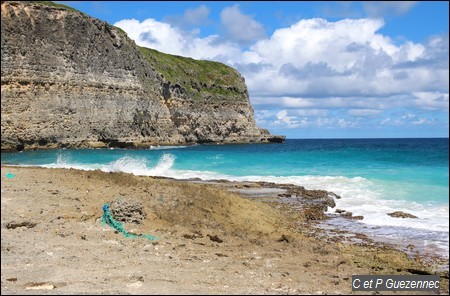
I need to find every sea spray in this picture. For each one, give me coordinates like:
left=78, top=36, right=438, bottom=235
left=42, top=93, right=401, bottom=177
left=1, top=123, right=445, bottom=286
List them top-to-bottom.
left=56, top=149, right=69, bottom=165
left=148, top=153, right=176, bottom=174
left=102, top=156, right=149, bottom=174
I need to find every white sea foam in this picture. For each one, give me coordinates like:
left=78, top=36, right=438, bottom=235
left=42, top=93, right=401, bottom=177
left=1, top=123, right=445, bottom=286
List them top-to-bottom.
left=147, top=145, right=188, bottom=150
left=56, top=150, right=69, bottom=165
left=147, top=153, right=175, bottom=175
left=100, top=156, right=149, bottom=174
left=229, top=174, right=449, bottom=233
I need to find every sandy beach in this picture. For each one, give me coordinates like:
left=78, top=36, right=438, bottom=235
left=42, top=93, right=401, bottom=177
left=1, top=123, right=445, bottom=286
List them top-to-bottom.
left=1, top=166, right=448, bottom=294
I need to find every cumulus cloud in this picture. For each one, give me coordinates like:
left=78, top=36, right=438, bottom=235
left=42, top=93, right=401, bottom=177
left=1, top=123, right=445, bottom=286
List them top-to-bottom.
left=362, top=1, right=418, bottom=18
left=164, top=5, right=211, bottom=29
left=220, top=5, right=266, bottom=45
left=114, top=12, right=448, bottom=132
left=114, top=18, right=242, bottom=63
left=242, top=18, right=446, bottom=101
left=412, top=92, right=449, bottom=110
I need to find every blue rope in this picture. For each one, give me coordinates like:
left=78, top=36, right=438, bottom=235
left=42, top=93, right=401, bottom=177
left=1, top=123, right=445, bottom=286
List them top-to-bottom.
left=101, top=203, right=157, bottom=241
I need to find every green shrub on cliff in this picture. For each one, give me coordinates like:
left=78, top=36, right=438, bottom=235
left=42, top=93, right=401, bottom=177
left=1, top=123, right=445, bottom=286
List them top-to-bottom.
left=138, top=46, right=245, bottom=101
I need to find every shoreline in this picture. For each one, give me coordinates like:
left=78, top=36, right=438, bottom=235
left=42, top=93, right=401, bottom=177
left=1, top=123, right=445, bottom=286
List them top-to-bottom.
left=0, top=137, right=286, bottom=153
left=1, top=166, right=448, bottom=294
left=186, top=178, right=449, bottom=271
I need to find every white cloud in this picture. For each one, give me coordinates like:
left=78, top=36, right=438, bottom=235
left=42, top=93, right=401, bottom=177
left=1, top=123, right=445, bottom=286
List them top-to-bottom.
left=362, top=1, right=418, bottom=18
left=164, top=5, right=211, bottom=28
left=181, top=5, right=210, bottom=26
left=220, top=5, right=265, bottom=45
left=114, top=14, right=448, bottom=133
left=114, top=18, right=242, bottom=63
left=242, top=18, right=448, bottom=100
left=412, top=92, right=449, bottom=110
left=252, top=95, right=408, bottom=111
left=273, top=109, right=360, bottom=129
left=293, top=109, right=329, bottom=117
left=347, top=109, right=381, bottom=116
left=275, top=110, right=303, bottom=128
left=401, top=113, right=416, bottom=119
left=380, top=117, right=404, bottom=126
left=411, top=118, right=428, bottom=125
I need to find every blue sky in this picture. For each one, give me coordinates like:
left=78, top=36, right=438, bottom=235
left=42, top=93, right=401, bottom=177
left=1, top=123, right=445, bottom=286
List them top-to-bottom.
left=60, top=1, right=449, bottom=139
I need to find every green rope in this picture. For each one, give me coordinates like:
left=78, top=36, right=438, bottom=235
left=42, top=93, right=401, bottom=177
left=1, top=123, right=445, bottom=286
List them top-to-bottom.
left=101, top=203, right=157, bottom=241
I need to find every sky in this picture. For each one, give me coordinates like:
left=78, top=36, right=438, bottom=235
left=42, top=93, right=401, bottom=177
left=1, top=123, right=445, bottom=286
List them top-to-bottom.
left=59, top=1, right=449, bottom=139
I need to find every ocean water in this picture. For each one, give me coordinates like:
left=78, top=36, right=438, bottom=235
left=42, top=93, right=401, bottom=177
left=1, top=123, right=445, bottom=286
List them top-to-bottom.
left=2, top=138, right=449, bottom=258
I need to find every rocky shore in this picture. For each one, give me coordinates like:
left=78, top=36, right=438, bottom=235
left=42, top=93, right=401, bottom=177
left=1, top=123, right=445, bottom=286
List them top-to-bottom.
left=1, top=166, right=448, bottom=294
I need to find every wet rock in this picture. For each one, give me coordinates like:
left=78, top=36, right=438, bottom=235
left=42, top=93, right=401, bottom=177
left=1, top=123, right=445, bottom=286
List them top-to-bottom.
left=287, top=186, right=337, bottom=210
left=328, top=192, right=341, bottom=199
left=278, top=193, right=292, bottom=198
left=109, top=199, right=146, bottom=224
left=301, top=205, right=328, bottom=220
left=340, top=211, right=364, bottom=220
left=387, top=211, right=418, bottom=219
left=341, top=212, right=352, bottom=218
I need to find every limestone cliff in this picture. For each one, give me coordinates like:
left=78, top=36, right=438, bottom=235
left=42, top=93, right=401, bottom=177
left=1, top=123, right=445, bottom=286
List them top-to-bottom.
left=1, top=1, right=284, bottom=151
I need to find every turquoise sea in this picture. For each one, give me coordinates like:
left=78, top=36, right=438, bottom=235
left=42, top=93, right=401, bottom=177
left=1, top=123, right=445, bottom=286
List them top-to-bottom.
left=2, top=138, right=449, bottom=258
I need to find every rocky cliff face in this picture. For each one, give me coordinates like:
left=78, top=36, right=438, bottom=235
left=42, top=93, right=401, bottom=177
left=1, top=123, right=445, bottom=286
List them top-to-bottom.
left=1, top=1, right=284, bottom=151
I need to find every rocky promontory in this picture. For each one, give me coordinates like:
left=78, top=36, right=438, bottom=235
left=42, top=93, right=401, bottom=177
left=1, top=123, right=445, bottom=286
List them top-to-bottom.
left=1, top=1, right=284, bottom=151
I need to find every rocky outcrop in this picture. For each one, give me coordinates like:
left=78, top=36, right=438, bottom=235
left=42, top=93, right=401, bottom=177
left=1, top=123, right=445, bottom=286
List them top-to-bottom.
left=1, top=1, right=284, bottom=151
left=387, top=211, right=418, bottom=219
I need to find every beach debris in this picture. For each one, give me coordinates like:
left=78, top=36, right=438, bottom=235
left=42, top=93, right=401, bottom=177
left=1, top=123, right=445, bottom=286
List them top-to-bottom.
left=5, top=172, right=16, bottom=179
left=108, top=198, right=146, bottom=224
left=101, top=202, right=157, bottom=240
left=387, top=211, right=418, bottom=219
left=5, top=221, right=37, bottom=229
left=6, top=278, right=17, bottom=282
left=25, top=282, right=56, bottom=290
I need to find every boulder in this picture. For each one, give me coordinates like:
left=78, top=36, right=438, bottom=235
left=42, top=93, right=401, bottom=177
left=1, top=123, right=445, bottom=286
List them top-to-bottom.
left=387, top=211, right=418, bottom=219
